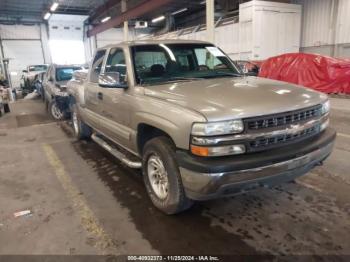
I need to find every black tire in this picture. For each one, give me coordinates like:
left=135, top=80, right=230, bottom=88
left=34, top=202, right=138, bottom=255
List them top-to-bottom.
left=42, top=90, right=45, bottom=102
left=45, top=98, right=49, bottom=112
left=49, top=100, right=65, bottom=120
left=4, top=103, right=10, bottom=113
left=71, top=104, right=92, bottom=140
left=142, top=136, right=193, bottom=215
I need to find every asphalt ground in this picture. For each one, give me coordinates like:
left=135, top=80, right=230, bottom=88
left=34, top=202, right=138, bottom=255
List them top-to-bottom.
left=0, top=98, right=349, bottom=260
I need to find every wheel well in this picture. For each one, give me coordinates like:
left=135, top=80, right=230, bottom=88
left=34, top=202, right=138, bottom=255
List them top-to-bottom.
left=137, top=124, right=174, bottom=155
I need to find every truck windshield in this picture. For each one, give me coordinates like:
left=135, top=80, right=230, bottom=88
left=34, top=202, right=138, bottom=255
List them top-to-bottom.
left=131, top=43, right=242, bottom=85
left=56, top=67, right=81, bottom=82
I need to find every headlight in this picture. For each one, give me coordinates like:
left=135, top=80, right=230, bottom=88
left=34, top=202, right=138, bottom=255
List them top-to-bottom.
left=54, top=89, right=68, bottom=97
left=321, top=100, right=330, bottom=115
left=191, top=119, right=244, bottom=136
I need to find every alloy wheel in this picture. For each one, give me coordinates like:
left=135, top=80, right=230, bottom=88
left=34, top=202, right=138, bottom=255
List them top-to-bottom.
left=51, top=102, right=63, bottom=120
left=147, top=154, right=169, bottom=200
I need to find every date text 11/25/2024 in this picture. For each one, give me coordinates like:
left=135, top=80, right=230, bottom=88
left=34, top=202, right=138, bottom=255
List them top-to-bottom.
left=127, top=256, right=220, bottom=261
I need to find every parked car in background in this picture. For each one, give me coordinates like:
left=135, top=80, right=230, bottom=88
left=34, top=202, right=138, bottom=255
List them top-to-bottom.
left=68, top=40, right=335, bottom=214
left=259, top=53, right=350, bottom=94
left=21, top=64, right=48, bottom=95
left=43, top=64, right=83, bottom=120
left=33, top=72, right=46, bottom=100
left=0, top=75, right=10, bottom=114
left=0, top=86, right=10, bottom=116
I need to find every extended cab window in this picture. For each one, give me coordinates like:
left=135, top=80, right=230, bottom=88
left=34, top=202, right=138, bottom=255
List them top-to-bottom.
left=105, top=48, right=127, bottom=84
left=90, top=50, right=106, bottom=83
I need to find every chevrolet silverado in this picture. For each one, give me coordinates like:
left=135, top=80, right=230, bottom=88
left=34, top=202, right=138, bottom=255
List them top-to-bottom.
left=67, top=40, right=336, bottom=214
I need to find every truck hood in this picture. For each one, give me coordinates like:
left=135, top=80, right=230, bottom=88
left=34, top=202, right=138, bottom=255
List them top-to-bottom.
left=26, top=71, right=46, bottom=79
left=144, top=77, right=328, bottom=121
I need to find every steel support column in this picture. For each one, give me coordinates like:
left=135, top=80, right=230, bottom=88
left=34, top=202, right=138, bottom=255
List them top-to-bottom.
left=122, top=0, right=128, bottom=41
left=206, top=0, right=215, bottom=44
left=0, top=35, right=5, bottom=77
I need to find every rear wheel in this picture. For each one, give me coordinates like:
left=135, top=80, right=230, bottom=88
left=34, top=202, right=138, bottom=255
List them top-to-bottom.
left=72, top=104, right=92, bottom=140
left=142, top=136, right=193, bottom=214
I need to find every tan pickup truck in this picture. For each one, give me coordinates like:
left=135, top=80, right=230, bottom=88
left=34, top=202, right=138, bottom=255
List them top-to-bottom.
left=67, top=40, right=336, bottom=214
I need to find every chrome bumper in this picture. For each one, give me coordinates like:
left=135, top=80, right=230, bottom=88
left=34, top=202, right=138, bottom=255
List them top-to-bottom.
left=180, top=139, right=334, bottom=200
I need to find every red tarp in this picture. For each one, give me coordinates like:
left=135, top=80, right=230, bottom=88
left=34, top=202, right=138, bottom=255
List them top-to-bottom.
left=259, top=53, right=350, bottom=94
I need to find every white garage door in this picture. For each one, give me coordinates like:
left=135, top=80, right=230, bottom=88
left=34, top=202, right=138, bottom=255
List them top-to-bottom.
left=2, top=40, right=44, bottom=88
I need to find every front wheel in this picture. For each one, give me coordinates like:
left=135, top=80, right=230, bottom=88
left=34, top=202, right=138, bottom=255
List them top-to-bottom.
left=49, top=100, right=64, bottom=120
left=72, top=104, right=92, bottom=140
left=142, top=137, right=193, bottom=215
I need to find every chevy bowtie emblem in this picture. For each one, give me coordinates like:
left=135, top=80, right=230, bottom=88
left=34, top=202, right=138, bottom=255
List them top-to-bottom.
left=290, top=124, right=301, bottom=134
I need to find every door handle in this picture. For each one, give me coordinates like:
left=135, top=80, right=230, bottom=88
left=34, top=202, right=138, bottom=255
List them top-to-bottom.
left=97, top=92, right=103, bottom=100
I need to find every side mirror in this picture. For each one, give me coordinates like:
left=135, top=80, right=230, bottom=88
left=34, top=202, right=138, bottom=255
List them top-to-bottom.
left=22, top=70, right=28, bottom=73
left=98, top=72, right=127, bottom=88
left=48, top=77, right=54, bottom=82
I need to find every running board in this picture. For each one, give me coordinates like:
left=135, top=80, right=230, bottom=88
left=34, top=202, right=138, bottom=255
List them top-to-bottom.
left=91, top=134, right=142, bottom=169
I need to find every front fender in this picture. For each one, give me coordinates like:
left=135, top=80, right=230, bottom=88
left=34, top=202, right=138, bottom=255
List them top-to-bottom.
left=133, top=110, right=204, bottom=150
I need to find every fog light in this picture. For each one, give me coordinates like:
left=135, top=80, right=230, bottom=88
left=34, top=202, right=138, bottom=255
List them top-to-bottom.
left=320, top=119, right=329, bottom=131
left=191, top=144, right=246, bottom=157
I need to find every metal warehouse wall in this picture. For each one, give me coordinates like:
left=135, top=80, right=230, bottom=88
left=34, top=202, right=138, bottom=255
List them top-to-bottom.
left=297, top=0, right=350, bottom=57
left=336, top=0, right=350, bottom=46
left=138, top=1, right=301, bottom=61
left=0, top=24, right=51, bottom=87
left=164, top=24, right=241, bottom=59
left=84, top=27, right=150, bottom=63
left=83, top=28, right=129, bottom=63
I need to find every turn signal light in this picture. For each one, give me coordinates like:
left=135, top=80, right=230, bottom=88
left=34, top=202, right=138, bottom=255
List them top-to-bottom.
left=191, top=144, right=246, bottom=157
left=191, top=145, right=209, bottom=156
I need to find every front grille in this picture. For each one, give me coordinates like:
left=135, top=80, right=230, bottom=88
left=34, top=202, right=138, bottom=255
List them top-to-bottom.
left=246, top=105, right=322, bottom=130
left=249, top=124, right=320, bottom=152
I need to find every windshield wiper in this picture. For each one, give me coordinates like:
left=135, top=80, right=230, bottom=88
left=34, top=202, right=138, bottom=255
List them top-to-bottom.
left=200, top=72, right=243, bottom=79
left=213, top=72, right=243, bottom=77
left=139, top=76, right=204, bottom=85
left=167, top=76, right=204, bottom=81
left=139, top=77, right=203, bottom=86
left=156, top=77, right=204, bottom=85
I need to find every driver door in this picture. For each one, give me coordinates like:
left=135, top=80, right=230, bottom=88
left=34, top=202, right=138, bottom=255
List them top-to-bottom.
left=98, top=48, right=132, bottom=149
left=84, top=49, right=107, bottom=128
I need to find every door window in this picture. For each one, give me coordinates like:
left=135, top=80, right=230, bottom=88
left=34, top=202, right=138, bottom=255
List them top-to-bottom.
left=105, top=48, right=127, bottom=84
left=90, top=50, right=106, bottom=83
